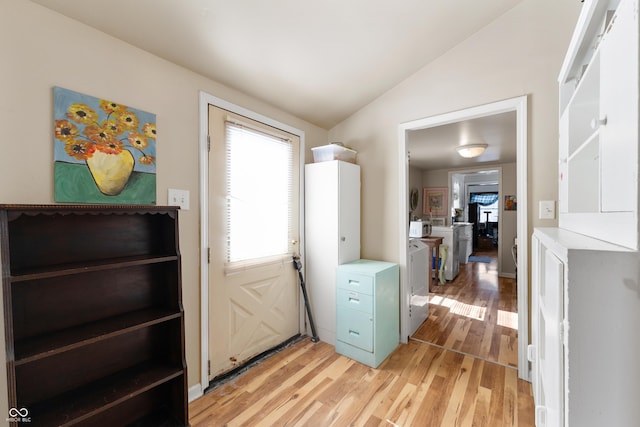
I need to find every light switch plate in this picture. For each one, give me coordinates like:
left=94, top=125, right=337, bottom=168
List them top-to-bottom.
left=168, top=189, right=189, bottom=210
left=539, top=200, right=555, bottom=219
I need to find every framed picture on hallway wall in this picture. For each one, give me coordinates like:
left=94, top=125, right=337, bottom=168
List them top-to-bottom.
left=423, top=187, right=448, bottom=216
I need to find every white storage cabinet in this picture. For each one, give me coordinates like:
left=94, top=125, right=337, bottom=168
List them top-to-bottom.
left=557, top=0, right=639, bottom=249
left=530, top=3, right=640, bottom=425
left=304, top=160, right=360, bottom=344
left=531, top=228, right=640, bottom=427
left=335, top=259, right=399, bottom=368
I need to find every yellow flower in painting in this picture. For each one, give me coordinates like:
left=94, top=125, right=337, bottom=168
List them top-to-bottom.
left=100, top=99, right=126, bottom=115
left=67, top=103, right=98, bottom=125
left=117, top=110, right=139, bottom=130
left=55, top=120, right=79, bottom=141
left=101, top=120, right=124, bottom=136
left=142, top=123, right=156, bottom=140
left=84, top=125, right=113, bottom=144
left=128, top=132, right=148, bottom=150
left=95, top=138, right=124, bottom=155
left=64, top=140, right=95, bottom=160
left=139, top=154, right=155, bottom=165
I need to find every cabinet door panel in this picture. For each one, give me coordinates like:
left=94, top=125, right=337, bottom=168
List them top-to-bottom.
left=600, top=0, right=638, bottom=212
left=337, top=162, right=361, bottom=264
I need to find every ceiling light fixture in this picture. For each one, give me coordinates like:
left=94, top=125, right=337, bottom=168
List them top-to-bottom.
left=456, top=143, right=487, bottom=158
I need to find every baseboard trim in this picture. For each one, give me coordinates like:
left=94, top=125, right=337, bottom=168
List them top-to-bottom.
left=499, top=272, right=516, bottom=279
left=188, top=384, right=203, bottom=403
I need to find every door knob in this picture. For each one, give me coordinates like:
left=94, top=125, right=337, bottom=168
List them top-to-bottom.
left=590, top=115, right=607, bottom=129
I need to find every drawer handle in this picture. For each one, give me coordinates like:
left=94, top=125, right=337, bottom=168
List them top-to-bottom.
left=348, top=280, right=360, bottom=286
left=348, top=297, right=360, bottom=304
left=349, top=330, right=360, bottom=336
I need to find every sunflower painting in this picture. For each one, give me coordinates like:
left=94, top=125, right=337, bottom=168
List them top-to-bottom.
left=53, top=86, right=156, bottom=204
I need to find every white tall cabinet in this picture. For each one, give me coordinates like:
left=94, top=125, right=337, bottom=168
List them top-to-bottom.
left=531, top=0, right=640, bottom=425
left=305, top=160, right=360, bottom=344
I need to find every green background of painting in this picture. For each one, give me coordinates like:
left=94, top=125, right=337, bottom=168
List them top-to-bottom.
left=54, top=161, right=156, bottom=204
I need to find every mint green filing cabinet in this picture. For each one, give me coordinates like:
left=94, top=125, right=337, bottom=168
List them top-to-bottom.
left=335, top=259, right=399, bottom=368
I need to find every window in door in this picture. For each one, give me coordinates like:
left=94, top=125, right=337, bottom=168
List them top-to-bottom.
left=224, top=121, right=295, bottom=271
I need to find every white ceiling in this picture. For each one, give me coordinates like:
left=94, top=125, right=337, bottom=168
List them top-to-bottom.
left=31, top=0, right=524, bottom=130
left=408, top=111, right=517, bottom=171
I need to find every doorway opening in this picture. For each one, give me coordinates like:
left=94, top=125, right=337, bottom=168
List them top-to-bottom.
left=398, top=96, right=529, bottom=380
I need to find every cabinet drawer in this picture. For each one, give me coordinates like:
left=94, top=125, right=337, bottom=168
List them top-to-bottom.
left=336, top=272, right=373, bottom=295
left=337, top=288, right=373, bottom=314
left=336, top=309, right=373, bottom=352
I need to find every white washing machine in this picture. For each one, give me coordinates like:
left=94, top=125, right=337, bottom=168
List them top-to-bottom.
left=408, top=239, right=429, bottom=336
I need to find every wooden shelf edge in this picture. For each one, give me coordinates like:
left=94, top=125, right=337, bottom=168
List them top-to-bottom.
left=10, top=255, right=179, bottom=282
left=14, top=309, right=183, bottom=365
left=29, top=362, right=185, bottom=427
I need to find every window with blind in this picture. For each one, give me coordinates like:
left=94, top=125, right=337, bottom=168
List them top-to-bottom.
left=225, top=121, right=294, bottom=271
left=471, top=192, right=500, bottom=223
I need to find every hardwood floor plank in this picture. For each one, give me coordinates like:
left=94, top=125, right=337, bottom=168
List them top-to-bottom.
left=440, top=354, right=475, bottom=426
left=457, top=358, right=485, bottom=426
left=481, top=361, right=506, bottom=426
left=503, top=366, right=519, bottom=427
left=328, top=368, right=391, bottom=426
left=347, top=368, right=399, bottom=425
left=370, top=374, right=409, bottom=422
left=411, top=374, right=447, bottom=427
left=517, top=374, right=535, bottom=426
left=379, top=381, right=418, bottom=426
left=471, top=386, right=492, bottom=427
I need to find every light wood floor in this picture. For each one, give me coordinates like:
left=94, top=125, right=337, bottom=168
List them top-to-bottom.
left=189, top=249, right=534, bottom=426
left=412, top=249, right=518, bottom=368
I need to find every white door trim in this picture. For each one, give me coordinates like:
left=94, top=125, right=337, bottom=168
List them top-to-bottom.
left=198, top=91, right=306, bottom=396
left=398, top=95, right=529, bottom=381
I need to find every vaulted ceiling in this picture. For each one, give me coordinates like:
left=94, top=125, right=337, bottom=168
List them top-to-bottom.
left=31, top=0, right=524, bottom=130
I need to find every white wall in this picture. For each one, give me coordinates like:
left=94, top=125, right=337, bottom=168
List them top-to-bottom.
left=0, top=0, right=328, bottom=403
left=328, top=0, right=579, bottom=271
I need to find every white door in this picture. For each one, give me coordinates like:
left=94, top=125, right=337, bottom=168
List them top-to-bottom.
left=208, top=105, right=300, bottom=379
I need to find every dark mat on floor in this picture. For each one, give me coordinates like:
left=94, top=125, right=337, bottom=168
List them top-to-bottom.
left=468, top=255, right=492, bottom=263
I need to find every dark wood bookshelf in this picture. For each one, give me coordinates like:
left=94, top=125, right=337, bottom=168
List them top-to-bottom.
left=1, top=205, right=188, bottom=426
